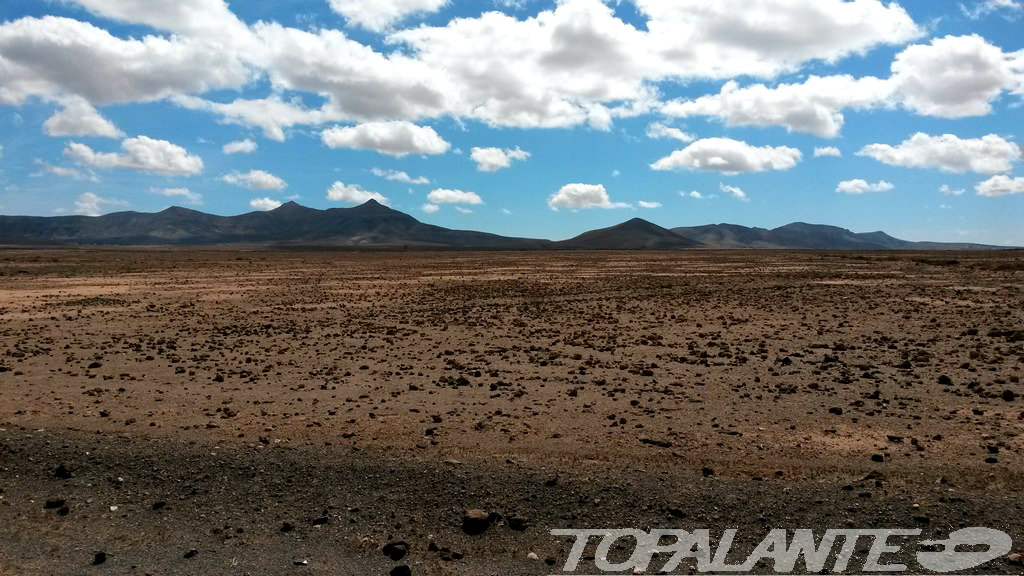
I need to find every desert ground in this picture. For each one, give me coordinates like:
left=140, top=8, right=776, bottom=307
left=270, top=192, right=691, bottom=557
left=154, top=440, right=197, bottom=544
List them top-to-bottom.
left=0, top=249, right=1022, bottom=575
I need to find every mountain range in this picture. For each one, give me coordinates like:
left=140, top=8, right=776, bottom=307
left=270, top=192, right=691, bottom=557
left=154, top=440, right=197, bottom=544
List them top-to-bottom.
left=0, top=200, right=1012, bottom=250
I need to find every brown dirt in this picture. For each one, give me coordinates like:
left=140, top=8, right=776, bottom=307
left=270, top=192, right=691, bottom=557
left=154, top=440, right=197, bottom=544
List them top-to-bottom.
left=1, top=249, right=1022, bottom=575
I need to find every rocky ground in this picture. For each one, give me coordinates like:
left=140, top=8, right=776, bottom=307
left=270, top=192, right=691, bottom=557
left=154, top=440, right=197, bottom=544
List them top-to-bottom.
left=0, top=249, right=1022, bottom=575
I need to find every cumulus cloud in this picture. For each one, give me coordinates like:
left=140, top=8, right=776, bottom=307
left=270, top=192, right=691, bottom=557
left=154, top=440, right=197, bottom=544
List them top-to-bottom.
left=0, top=0, right=934, bottom=137
left=327, top=0, right=448, bottom=32
left=635, top=0, right=922, bottom=79
left=0, top=16, right=249, bottom=106
left=890, top=34, right=1020, bottom=118
left=661, top=35, right=1022, bottom=138
left=663, top=76, right=892, bottom=138
left=176, top=95, right=341, bottom=142
left=43, top=97, right=123, bottom=138
left=322, top=121, right=450, bottom=157
left=645, top=122, right=694, bottom=143
left=857, top=133, right=1021, bottom=174
left=64, top=136, right=204, bottom=175
left=651, top=138, right=802, bottom=174
left=222, top=139, right=257, bottom=154
left=470, top=146, right=530, bottom=172
left=814, top=146, right=842, bottom=158
left=371, top=167, right=429, bottom=184
left=223, top=169, right=287, bottom=190
left=975, top=175, right=1024, bottom=196
left=836, top=179, right=895, bottom=194
left=326, top=181, right=389, bottom=205
left=547, top=183, right=629, bottom=211
left=719, top=183, right=749, bottom=201
left=939, top=184, right=966, bottom=196
left=152, top=187, right=202, bottom=205
left=426, top=188, right=483, bottom=205
left=682, top=190, right=703, bottom=200
left=74, top=192, right=127, bottom=216
left=249, top=197, right=282, bottom=211
left=637, top=200, right=662, bottom=209
left=421, top=203, right=440, bottom=214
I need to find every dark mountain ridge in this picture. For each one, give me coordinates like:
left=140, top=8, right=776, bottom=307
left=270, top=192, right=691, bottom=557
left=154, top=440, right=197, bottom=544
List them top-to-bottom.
left=0, top=201, right=1012, bottom=250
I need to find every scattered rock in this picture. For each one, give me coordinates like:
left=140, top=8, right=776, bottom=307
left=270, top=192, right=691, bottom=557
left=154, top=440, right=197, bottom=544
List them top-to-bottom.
left=828, top=407, right=843, bottom=415
left=871, top=454, right=885, bottom=463
left=54, top=464, right=73, bottom=480
left=702, top=467, right=715, bottom=477
left=44, top=498, right=66, bottom=509
left=462, top=509, right=491, bottom=535
left=507, top=515, right=530, bottom=531
left=382, top=541, right=409, bottom=561
left=184, top=549, right=198, bottom=559
left=93, top=552, right=107, bottom=565
left=527, top=552, right=540, bottom=561
left=390, top=565, right=411, bottom=576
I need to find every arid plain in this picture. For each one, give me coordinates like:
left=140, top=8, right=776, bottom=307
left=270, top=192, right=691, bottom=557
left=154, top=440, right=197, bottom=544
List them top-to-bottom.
left=1, top=249, right=1022, bottom=575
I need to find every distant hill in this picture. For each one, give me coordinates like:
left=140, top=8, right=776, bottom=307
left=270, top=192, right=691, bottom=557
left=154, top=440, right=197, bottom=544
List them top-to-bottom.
left=0, top=200, right=551, bottom=249
left=0, top=201, right=1013, bottom=250
left=555, top=218, right=702, bottom=250
left=672, top=222, right=1008, bottom=251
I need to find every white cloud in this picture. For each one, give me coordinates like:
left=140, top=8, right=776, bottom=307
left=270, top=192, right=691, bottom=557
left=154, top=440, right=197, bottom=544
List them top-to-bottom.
left=66, top=0, right=253, bottom=45
left=328, top=0, right=448, bottom=32
left=636, top=0, right=922, bottom=79
left=961, top=0, right=1023, bottom=20
left=0, top=16, right=249, bottom=106
left=251, top=23, right=449, bottom=123
left=660, top=35, right=1023, bottom=138
left=890, top=35, right=1019, bottom=118
left=663, top=76, right=892, bottom=138
left=176, top=95, right=341, bottom=142
left=43, top=97, right=123, bottom=138
left=322, top=121, right=450, bottom=157
left=645, top=122, right=694, bottom=143
left=857, top=133, right=1021, bottom=174
left=64, top=136, right=204, bottom=175
left=651, top=138, right=801, bottom=174
left=222, top=139, right=257, bottom=154
left=470, top=146, right=530, bottom=172
left=814, top=146, right=842, bottom=158
left=34, top=159, right=99, bottom=182
left=371, top=167, right=430, bottom=184
left=223, top=169, right=287, bottom=190
left=975, top=175, right=1024, bottom=197
left=836, top=179, right=895, bottom=194
left=326, top=181, right=389, bottom=205
left=547, top=183, right=629, bottom=211
left=719, top=183, right=749, bottom=201
left=939, top=184, right=966, bottom=196
left=152, top=187, right=202, bottom=205
left=427, top=188, right=483, bottom=205
left=682, top=190, right=703, bottom=199
left=74, top=192, right=127, bottom=216
left=249, top=197, right=282, bottom=211
left=637, top=200, right=661, bottom=209
left=421, top=203, right=440, bottom=214
left=454, top=206, right=474, bottom=214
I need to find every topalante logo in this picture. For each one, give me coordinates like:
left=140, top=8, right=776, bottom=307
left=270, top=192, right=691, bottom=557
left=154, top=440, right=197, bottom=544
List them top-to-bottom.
left=550, top=527, right=1015, bottom=574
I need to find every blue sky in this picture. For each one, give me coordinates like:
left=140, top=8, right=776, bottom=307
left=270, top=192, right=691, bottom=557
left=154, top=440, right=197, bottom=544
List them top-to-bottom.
left=0, top=0, right=1021, bottom=244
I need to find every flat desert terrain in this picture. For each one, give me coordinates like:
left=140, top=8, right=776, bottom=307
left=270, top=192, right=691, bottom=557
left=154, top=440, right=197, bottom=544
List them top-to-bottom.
left=1, top=249, right=1022, bottom=575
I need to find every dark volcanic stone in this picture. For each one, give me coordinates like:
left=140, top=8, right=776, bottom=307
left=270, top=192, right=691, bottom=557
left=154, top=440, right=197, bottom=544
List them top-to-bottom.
left=462, top=509, right=491, bottom=535
left=382, top=541, right=409, bottom=561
